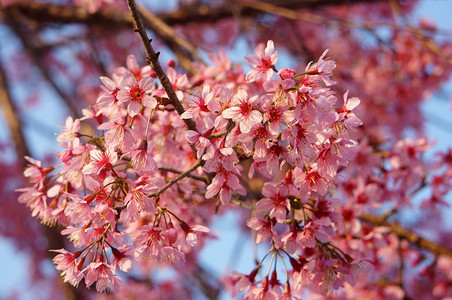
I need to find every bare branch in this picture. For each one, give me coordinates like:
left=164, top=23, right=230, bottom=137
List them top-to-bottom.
left=3, top=0, right=388, bottom=28
left=126, top=0, right=197, bottom=132
left=137, top=4, right=205, bottom=73
left=4, top=16, right=81, bottom=118
left=0, top=59, right=31, bottom=166
left=149, top=159, right=203, bottom=198
left=158, top=166, right=208, bottom=183
left=360, top=213, right=452, bottom=259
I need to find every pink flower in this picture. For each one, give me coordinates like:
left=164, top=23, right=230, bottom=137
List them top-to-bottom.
left=245, top=40, right=278, bottom=82
left=306, top=49, right=336, bottom=86
left=164, top=67, right=189, bottom=100
left=278, top=68, right=296, bottom=80
left=117, top=71, right=157, bottom=117
left=97, top=76, right=119, bottom=109
left=263, top=77, right=296, bottom=107
left=181, top=84, right=220, bottom=119
left=222, top=89, right=262, bottom=133
left=336, top=91, right=362, bottom=130
left=263, top=105, right=294, bottom=136
left=57, top=116, right=80, bottom=146
left=98, top=116, right=133, bottom=153
left=184, top=130, right=215, bottom=159
left=127, top=140, right=157, bottom=172
left=82, top=149, right=118, bottom=175
left=22, top=156, right=53, bottom=188
left=294, top=166, right=329, bottom=196
left=205, top=170, right=246, bottom=204
left=121, top=182, right=156, bottom=223
left=256, top=183, right=290, bottom=223
left=64, top=195, right=93, bottom=223
left=247, top=214, right=276, bottom=244
left=179, top=221, right=210, bottom=247
left=297, top=221, right=329, bottom=248
left=61, top=225, right=94, bottom=248
left=134, top=226, right=184, bottom=263
left=279, top=227, right=300, bottom=253
left=110, top=246, right=133, bottom=273
left=52, top=249, right=84, bottom=287
left=343, top=258, right=374, bottom=286
left=83, top=261, right=122, bottom=292
left=230, top=269, right=258, bottom=292
left=244, top=277, right=280, bottom=300
left=280, top=282, right=301, bottom=300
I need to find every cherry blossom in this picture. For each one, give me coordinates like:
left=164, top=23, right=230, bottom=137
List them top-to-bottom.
left=245, top=40, right=278, bottom=82
left=117, top=71, right=157, bottom=117
left=222, top=89, right=263, bottom=133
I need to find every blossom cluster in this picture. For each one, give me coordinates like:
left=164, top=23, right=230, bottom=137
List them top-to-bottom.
left=17, top=40, right=371, bottom=298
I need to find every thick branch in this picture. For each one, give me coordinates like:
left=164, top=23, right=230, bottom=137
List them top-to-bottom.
left=4, top=0, right=387, bottom=28
left=126, top=0, right=197, bottom=132
left=159, top=0, right=387, bottom=26
left=1, top=3, right=132, bottom=28
left=5, top=17, right=81, bottom=118
left=0, top=61, right=30, bottom=166
left=232, top=195, right=452, bottom=260
left=359, top=213, right=452, bottom=259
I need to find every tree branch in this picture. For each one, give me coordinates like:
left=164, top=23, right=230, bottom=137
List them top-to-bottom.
left=3, top=0, right=388, bottom=28
left=126, top=0, right=197, bottom=132
left=159, top=0, right=387, bottom=26
left=1, top=2, right=132, bottom=28
left=137, top=4, right=205, bottom=73
left=4, top=16, right=81, bottom=118
left=0, top=59, right=31, bottom=165
left=149, top=159, right=203, bottom=198
left=158, top=166, right=208, bottom=183
left=359, top=213, right=452, bottom=259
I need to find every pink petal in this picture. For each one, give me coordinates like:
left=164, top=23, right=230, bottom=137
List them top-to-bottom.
left=100, top=76, right=116, bottom=91
left=142, top=94, right=157, bottom=109
left=128, top=101, right=141, bottom=117
left=222, top=107, right=240, bottom=119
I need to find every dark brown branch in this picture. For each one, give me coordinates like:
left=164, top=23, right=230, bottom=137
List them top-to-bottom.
left=4, top=0, right=388, bottom=28
left=126, top=0, right=197, bottom=132
left=159, top=0, right=387, bottom=26
left=1, top=2, right=132, bottom=28
left=137, top=4, right=205, bottom=73
left=4, top=17, right=81, bottom=118
left=0, top=60, right=85, bottom=300
left=0, top=60, right=31, bottom=165
left=149, top=159, right=203, bottom=198
left=158, top=166, right=208, bottom=183
left=232, top=196, right=452, bottom=260
left=360, top=213, right=452, bottom=259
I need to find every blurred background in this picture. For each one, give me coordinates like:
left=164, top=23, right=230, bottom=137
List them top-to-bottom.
left=1, top=0, right=452, bottom=299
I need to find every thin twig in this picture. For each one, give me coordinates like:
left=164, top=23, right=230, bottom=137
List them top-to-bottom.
left=125, top=0, right=197, bottom=132
left=137, top=4, right=205, bottom=73
left=149, top=159, right=203, bottom=198
left=158, top=166, right=208, bottom=183
left=231, top=198, right=257, bottom=211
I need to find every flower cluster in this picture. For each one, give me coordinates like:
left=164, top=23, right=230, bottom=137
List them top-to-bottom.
left=18, top=41, right=371, bottom=297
